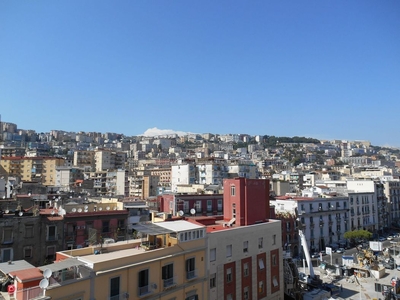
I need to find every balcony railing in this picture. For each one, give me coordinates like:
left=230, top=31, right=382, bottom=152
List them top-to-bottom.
left=186, top=269, right=197, bottom=280
left=163, top=277, right=176, bottom=288
left=138, top=285, right=150, bottom=296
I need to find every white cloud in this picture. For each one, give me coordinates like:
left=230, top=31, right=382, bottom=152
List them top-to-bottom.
left=141, top=127, right=189, bottom=137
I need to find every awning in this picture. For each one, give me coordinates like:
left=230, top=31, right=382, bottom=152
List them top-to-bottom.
left=131, top=223, right=175, bottom=235
left=38, top=258, right=85, bottom=272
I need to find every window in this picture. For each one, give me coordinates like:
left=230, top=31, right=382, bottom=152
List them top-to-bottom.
left=230, top=185, right=235, bottom=196
left=217, top=199, right=223, bottom=211
left=207, top=200, right=212, bottom=212
left=195, top=201, right=202, bottom=213
left=117, top=219, right=125, bottom=230
left=102, top=221, right=109, bottom=233
left=25, top=225, right=34, bottom=238
left=47, top=225, right=57, bottom=241
left=2, top=228, right=13, bottom=244
left=272, top=234, right=276, bottom=245
left=258, top=237, right=263, bottom=249
left=243, top=241, right=248, bottom=253
left=226, top=244, right=232, bottom=257
left=24, top=246, right=32, bottom=258
left=46, top=246, right=56, bottom=260
left=0, top=248, right=13, bottom=262
left=210, top=248, right=216, bottom=262
left=272, top=254, right=277, bottom=266
left=186, top=257, right=196, bottom=279
left=258, top=258, right=265, bottom=270
left=243, top=262, right=249, bottom=277
left=162, top=263, right=174, bottom=287
left=226, top=268, right=232, bottom=282
left=138, top=269, right=149, bottom=296
left=209, top=273, right=216, bottom=289
left=110, top=276, right=120, bottom=299
left=273, top=276, right=279, bottom=287
left=258, top=281, right=264, bottom=294
left=244, top=286, right=249, bottom=300
left=227, top=294, right=233, bottom=300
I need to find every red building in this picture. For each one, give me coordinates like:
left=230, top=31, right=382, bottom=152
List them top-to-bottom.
left=223, top=177, right=271, bottom=225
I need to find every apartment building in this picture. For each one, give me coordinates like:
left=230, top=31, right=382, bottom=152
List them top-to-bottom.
left=73, top=150, right=95, bottom=170
left=94, top=150, right=126, bottom=172
left=0, top=156, right=65, bottom=186
left=203, top=178, right=283, bottom=300
left=383, top=180, right=400, bottom=227
left=273, top=196, right=350, bottom=254
left=8, top=220, right=207, bottom=300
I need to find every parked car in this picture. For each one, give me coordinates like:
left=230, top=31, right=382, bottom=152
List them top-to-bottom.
left=387, top=236, right=394, bottom=241
left=378, top=237, right=387, bottom=242
left=336, top=248, right=345, bottom=254
left=397, top=264, right=400, bottom=271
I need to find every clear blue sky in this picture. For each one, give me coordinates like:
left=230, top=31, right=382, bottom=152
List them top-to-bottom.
left=1, top=1, right=399, bottom=146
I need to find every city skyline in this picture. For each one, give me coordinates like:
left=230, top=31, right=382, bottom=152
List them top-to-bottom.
left=1, top=1, right=399, bottom=146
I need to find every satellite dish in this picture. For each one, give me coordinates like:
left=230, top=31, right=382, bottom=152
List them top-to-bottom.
left=55, top=198, right=59, bottom=202
left=84, top=205, right=88, bottom=210
left=106, top=206, right=110, bottom=210
left=99, top=207, right=103, bottom=211
left=113, top=207, right=117, bottom=210
left=71, top=208, right=77, bottom=213
left=77, top=208, right=82, bottom=213
left=84, top=208, right=88, bottom=212
left=190, top=208, right=196, bottom=215
left=5, top=209, right=9, bottom=214
left=58, top=209, right=66, bottom=216
left=51, top=210, right=55, bottom=215
left=178, top=210, right=184, bottom=217
left=19, top=211, right=23, bottom=217
left=43, top=269, right=52, bottom=279
left=39, top=278, right=49, bottom=289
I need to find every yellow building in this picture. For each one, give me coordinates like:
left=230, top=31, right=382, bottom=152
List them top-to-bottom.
left=0, top=156, right=64, bottom=186
left=9, top=220, right=206, bottom=300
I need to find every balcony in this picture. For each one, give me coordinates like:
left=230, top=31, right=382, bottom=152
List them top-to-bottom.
left=186, top=269, right=198, bottom=280
left=163, top=277, right=176, bottom=289
left=138, top=285, right=151, bottom=296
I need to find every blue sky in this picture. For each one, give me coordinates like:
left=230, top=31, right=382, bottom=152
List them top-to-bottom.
left=1, top=1, right=399, bottom=146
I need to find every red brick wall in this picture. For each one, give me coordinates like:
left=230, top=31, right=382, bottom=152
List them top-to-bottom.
left=224, top=261, right=236, bottom=299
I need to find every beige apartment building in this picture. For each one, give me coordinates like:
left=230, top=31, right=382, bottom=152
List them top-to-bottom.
left=0, top=156, right=65, bottom=186
left=7, top=220, right=207, bottom=300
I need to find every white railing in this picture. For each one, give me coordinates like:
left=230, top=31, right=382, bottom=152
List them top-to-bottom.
left=186, top=269, right=197, bottom=280
left=163, top=277, right=176, bottom=288
left=138, top=285, right=150, bottom=296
